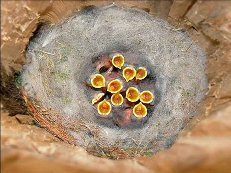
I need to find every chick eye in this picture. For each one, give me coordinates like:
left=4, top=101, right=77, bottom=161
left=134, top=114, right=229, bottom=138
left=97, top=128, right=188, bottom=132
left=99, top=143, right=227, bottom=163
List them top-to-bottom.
left=20, top=5, right=207, bottom=159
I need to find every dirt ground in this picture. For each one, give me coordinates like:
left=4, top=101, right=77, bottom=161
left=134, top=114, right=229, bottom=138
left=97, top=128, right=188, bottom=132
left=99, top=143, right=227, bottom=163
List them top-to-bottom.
left=1, top=1, right=231, bottom=173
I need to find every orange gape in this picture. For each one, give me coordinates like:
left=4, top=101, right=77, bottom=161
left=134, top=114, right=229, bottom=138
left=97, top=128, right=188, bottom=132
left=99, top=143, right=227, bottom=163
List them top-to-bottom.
left=89, top=53, right=154, bottom=120
left=112, top=54, right=124, bottom=69
left=123, top=67, right=136, bottom=82
left=136, top=67, right=147, bottom=80
left=91, top=74, right=106, bottom=88
left=107, top=79, right=123, bottom=93
left=126, top=87, right=140, bottom=102
left=140, top=91, right=154, bottom=104
left=111, top=93, right=124, bottom=106
left=97, top=99, right=112, bottom=116
left=133, top=102, right=147, bottom=118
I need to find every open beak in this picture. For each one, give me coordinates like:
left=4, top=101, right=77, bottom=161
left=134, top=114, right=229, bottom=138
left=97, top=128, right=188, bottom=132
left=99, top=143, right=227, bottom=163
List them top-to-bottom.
left=112, top=54, right=124, bottom=69
left=122, top=66, right=136, bottom=82
left=136, top=67, right=147, bottom=80
left=91, top=74, right=106, bottom=88
left=107, top=79, right=123, bottom=93
left=126, top=87, right=140, bottom=102
left=140, top=90, right=154, bottom=104
left=111, top=93, right=124, bottom=106
left=97, top=99, right=112, bottom=116
left=133, top=102, right=147, bottom=118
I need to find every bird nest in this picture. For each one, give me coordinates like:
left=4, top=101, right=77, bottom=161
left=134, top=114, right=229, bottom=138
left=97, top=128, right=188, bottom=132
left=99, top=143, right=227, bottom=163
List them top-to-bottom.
left=20, top=5, right=207, bottom=158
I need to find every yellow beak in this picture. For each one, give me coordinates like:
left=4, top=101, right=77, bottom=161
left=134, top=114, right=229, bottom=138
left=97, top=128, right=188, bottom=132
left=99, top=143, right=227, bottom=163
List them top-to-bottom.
left=112, top=54, right=125, bottom=69
left=123, top=66, right=136, bottom=82
left=136, top=67, right=147, bottom=80
left=91, top=74, right=106, bottom=88
left=107, top=79, right=123, bottom=93
left=126, top=87, right=140, bottom=102
left=140, top=90, right=154, bottom=104
left=111, top=93, right=124, bottom=106
left=97, top=99, right=112, bottom=116
left=133, top=102, right=147, bottom=118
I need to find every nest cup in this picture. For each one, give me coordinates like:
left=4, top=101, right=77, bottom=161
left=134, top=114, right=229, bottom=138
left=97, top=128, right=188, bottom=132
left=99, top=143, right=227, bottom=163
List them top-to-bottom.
left=21, top=5, right=207, bottom=158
